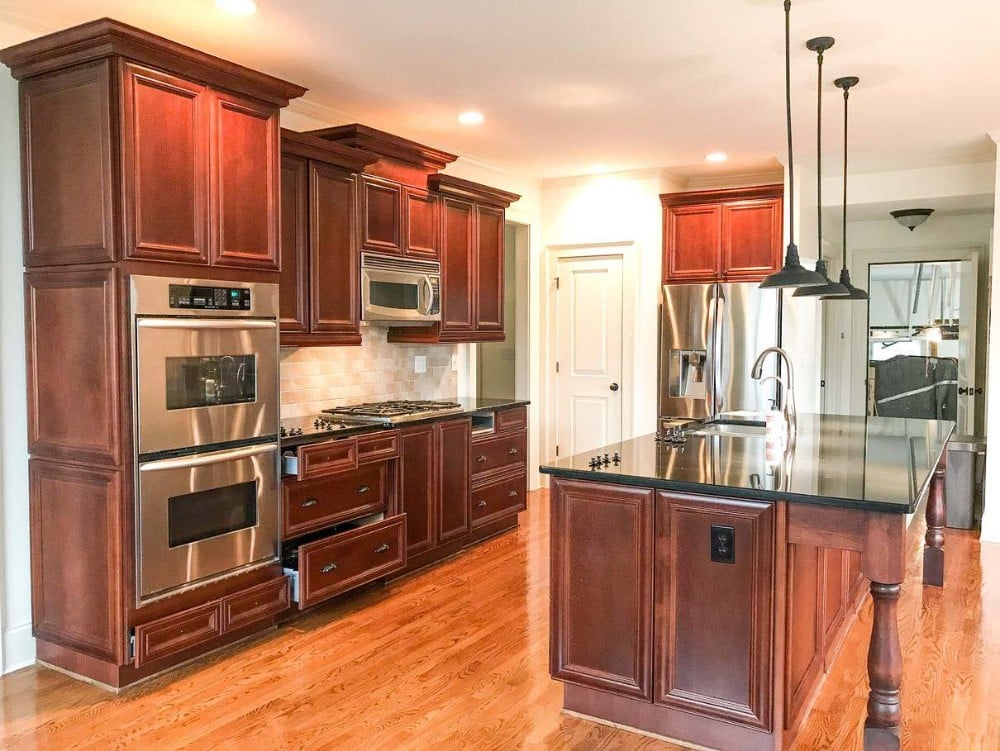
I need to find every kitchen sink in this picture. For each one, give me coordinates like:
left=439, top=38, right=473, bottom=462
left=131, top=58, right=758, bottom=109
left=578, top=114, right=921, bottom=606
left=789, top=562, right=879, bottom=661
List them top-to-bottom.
left=688, top=416, right=767, bottom=438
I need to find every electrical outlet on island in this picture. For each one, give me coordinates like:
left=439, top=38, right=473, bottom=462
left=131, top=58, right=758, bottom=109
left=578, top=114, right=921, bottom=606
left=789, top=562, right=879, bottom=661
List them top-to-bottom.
left=414, top=355, right=427, bottom=374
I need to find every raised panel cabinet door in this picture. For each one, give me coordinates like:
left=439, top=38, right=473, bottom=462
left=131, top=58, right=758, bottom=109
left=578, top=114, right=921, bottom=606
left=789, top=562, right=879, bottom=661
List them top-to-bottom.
left=21, top=60, right=116, bottom=266
left=121, top=62, right=209, bottom=265
left=209, top=91, right=280, bottom=269
left=278, top=155, right=309, bottom=334
left=310, top=163, right=361, bottom=342
left=360, top=175, right=402, bottom=255
left=404, top=187, right=439, bottom=259
left=440, top=197, right=475, bottom=334
left=721, top=198, right=783, bottom=280
left=474, top=204, right=505, bottom=334
left=664, top=204, right=722, bottom=283
left=437, top=419, right=471, bottom=544
left=400, top=424, right=437, bottom=557
left=30, top=460, right=124, bottom=663
left=550, top=478, right=653, bottom=700
left=654, top=492, right=774, bottom=729
left=784, top=543, right=824, bottom=730
left=821, top=548, right=848, bottom=657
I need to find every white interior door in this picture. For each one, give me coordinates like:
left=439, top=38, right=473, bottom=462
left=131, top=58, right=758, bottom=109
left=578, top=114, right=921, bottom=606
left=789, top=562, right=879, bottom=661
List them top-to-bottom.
left=957, top=252, right=979, bottom=434
left=554, top=254, right=624, bottom=458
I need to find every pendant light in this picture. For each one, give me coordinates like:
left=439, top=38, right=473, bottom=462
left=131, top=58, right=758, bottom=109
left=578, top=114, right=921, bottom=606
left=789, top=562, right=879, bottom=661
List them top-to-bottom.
left=759, top=0, right=827, bottom=289
left=793, top=36, right=848, bottom=298
left=822, top=76, right=868, bottom=300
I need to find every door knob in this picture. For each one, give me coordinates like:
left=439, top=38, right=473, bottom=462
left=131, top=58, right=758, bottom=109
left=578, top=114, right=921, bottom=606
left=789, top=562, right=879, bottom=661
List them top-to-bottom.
left=610, top=382, right=620, bottom=392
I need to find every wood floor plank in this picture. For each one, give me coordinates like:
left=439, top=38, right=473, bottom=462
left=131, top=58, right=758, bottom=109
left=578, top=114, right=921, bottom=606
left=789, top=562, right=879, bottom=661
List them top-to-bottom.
left=1, top=489, right=997, bottom=750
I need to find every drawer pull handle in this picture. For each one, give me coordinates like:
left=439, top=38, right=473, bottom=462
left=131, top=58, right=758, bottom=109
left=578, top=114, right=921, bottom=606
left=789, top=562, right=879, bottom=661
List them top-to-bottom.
left=508, top=447, right=519, bottom=455
left=476, top=455, right=487, bottom=463
left=358, top=485, right=371, bottom=494
left=508, top=490, right=518, bottom=497
left=301, top=497, right=319, bottom=508
left=476, top=500, right=487, bottom=508
left=375, top=543, right=390, bottom=554
left=320, top=562, right=338, bottom=574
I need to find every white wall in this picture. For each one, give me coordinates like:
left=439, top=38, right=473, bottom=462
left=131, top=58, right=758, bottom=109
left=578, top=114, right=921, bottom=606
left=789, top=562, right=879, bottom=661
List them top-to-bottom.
left=0, top=71, right=33, bottom=673
left=981, top=139, right=1000, bottom=543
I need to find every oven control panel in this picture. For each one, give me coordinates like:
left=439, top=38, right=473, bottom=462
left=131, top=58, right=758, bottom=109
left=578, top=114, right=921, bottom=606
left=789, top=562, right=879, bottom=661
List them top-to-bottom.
left=168, top=284, right=252, bottom=311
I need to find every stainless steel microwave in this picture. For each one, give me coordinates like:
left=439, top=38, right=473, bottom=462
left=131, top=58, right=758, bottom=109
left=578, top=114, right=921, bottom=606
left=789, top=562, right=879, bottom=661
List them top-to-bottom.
left=361, top=252, right=441, bottom=326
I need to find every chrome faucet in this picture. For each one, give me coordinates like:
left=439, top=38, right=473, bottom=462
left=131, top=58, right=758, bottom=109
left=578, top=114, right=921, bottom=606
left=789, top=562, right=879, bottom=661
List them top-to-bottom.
left=751, top=347, right=796, bottom=431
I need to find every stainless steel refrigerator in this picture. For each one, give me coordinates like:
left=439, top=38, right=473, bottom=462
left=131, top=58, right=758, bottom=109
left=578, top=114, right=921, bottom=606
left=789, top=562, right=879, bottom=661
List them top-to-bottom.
left=658, top=282, right=781, bottom=421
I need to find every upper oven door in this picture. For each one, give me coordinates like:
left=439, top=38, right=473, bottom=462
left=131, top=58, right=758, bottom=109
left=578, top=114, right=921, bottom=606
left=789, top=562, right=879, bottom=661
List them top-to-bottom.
left=362, top=266, right=441, bottom=324
left=135, top=317, right=278, bottom=455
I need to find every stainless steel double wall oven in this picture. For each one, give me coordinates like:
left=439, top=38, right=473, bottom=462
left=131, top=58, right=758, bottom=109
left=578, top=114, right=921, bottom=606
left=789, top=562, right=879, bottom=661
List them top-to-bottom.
left=131, top=275, right=280, bottom=603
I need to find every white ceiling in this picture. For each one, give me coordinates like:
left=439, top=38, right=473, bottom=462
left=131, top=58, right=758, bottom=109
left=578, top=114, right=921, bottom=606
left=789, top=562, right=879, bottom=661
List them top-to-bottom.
left=1, top=0, right=999, bottom=180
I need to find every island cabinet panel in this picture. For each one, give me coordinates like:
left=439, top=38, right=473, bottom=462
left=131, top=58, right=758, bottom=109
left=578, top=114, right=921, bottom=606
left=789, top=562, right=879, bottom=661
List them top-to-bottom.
left=20, top=61, right=117, bottom=266
left=121, top=63, right=209, bottom=265
left=550, top=479, right=653, bottom=700
left=653, top=493, right=774, bottom=730
left=784, top=543, right=824, bottom=730
left=821, top=548, right=848, bottom=651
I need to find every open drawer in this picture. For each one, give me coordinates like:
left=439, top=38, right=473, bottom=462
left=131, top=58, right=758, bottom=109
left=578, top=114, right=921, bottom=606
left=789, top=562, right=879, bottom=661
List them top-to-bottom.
left=284, top=514, right=406, bottom=610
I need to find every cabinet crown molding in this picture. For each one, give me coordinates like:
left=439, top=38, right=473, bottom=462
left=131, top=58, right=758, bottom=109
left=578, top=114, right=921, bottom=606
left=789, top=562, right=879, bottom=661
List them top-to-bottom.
left=0, top=17, right=308, bottom=107
left=307, top=124, right=458, bottom=173
left=280, top=128, right=379, bottom=172
left=429, top=174, right=521, bottom=208
left=660, top=183, right=784, bottom=208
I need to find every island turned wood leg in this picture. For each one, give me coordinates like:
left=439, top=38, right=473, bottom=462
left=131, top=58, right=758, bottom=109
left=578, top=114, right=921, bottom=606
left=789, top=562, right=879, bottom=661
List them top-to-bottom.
left=923, top=456, right=946, bottom=586
left=863, top=581, right=903, bottom=751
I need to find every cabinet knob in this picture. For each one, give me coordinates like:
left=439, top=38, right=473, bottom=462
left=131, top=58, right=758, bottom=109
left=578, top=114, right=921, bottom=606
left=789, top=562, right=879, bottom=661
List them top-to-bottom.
left=508, top=447, right=519, bottom=455
left=476, top=455, right=487, bottom=463
left=358, top=485, right=371, bottom=494
left=508, top=490, right=518, bottom=497
left=301, top=497, right=318, bottom=508
left=476, top=500, right=487, bottom=508
left=375, top=543, right=390, bottom=554
left=320, top=562, right=338, bottom=574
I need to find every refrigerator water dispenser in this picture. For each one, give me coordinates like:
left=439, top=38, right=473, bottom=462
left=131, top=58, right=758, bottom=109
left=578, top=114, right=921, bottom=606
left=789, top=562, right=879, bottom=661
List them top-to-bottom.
left=668, top=349, right=708, bottom=399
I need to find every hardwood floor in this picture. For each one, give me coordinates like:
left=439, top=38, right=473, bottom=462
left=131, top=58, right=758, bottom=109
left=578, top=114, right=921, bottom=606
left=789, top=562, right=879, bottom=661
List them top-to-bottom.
left=1, top=489, right=997, bottom=750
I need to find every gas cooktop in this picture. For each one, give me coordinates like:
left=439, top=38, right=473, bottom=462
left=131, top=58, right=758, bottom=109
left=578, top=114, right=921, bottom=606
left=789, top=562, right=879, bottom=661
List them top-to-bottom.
left=323, top=399, right=464, bottom=425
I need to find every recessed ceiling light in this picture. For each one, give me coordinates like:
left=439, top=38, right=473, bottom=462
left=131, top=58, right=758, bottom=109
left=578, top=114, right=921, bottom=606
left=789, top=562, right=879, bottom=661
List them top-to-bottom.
left=216, top=0, right=257, bottom=16
left=458, top=111, right=484, bottom=126
left=705, top=151, right=728, bottom=163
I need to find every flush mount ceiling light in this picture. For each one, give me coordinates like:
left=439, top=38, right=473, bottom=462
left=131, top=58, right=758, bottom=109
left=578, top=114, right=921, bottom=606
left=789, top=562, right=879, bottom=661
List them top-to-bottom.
left=215, top=0, right=257, bottom=15
left=760, top=1, right=827, bottom=290
left=794, top=36, right=849, bottom=299
left=822, top=76, right=868, bottom=301
left=457, top=111, right=484, bottom=125
left=705, top=151, right=728, bottom=163
left=890, top=208, right=934, bottom=231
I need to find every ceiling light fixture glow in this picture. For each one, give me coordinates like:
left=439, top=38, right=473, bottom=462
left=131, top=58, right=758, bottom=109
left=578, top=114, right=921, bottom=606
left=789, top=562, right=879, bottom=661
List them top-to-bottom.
left=216, top=0, right=258, bottom=15
left=457, top=111, right=484, bottom=125
left=704, top=151, right=728, bottom=163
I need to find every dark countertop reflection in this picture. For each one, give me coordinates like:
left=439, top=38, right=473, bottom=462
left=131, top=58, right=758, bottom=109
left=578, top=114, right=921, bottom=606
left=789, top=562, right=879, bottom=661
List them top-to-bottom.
left=540, top=413, right=954, bottom=514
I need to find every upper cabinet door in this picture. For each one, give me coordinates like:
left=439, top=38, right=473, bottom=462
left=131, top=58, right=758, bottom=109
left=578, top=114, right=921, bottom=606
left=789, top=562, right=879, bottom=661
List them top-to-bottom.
left=121, top=63, right=209, bottom=265
left=209, top=91, right=280, bottom=269
left=278, top=155, right=309, bottom=334
left=310, top=163, right=361, bottom=343
left=360, top=175, right=402, bottom=255
left=403, top=188, right=439, bottom=259
left=440, top=197, right=475, bottom=334
left=721, top=198, right=783, bottom=281
left=664, top=204, right=722, bottom=283
left=474, top=205, right=505, bottom=335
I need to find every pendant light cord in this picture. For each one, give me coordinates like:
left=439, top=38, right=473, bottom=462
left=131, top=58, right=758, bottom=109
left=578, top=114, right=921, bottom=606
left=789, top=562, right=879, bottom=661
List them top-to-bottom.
left=784, top=0, right=795, bottom=248
left=816, top=47, right=823, bottom=261
left=842, top=85, right=849, bottom=269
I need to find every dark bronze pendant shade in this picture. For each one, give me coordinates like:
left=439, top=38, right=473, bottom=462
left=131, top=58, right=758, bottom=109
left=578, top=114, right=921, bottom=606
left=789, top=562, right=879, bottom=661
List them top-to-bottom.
left=760, top=1, right=827, bottom=290
left=793, top=36, right=848, bottom=298
left=821, top=76, right=868, bottom=301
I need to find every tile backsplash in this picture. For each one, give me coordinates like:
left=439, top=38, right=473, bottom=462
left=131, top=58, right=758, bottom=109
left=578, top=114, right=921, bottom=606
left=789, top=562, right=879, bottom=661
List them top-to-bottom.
left=280, top=327, right=458, bottom=418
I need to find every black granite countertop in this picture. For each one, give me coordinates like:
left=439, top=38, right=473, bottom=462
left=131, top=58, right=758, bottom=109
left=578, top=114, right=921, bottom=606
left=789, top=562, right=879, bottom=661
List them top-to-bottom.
left=280, top=397, right=529, bottom=449
left=540, top=413, right=954, bottom=514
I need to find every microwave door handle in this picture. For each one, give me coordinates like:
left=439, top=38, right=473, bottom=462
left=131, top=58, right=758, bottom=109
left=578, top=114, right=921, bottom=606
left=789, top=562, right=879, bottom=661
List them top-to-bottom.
left=421, top=276, right=434, bottom=315
left=137, top=319, right=277, bottom=330
left=139, top=443, right=277, bottom=472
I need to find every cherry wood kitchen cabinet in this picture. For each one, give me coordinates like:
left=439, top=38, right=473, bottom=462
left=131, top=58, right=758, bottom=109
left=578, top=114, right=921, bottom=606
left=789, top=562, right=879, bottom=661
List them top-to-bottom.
left=1, top=19, right=306, bottom=689
left=278, top=129, right=377, bottom=346
left=388, top=174, right=520, bottom=344
left=661, top=184, right=783, bottom=284
left=468, top=405, right=528, bottom=544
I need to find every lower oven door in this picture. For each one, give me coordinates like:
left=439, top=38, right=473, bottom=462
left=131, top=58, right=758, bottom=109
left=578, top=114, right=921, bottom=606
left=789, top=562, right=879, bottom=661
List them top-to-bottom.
left=135, top=317, right=278, bottom=455
left=137, top=443, right=279, bottom=602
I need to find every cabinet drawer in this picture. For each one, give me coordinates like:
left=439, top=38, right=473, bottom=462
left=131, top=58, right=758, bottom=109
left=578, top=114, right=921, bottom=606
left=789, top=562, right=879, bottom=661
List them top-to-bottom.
left=495, top=406, right=526, bottom=433
left=357, top=430, right=399, bottom=464
left=471, top=430, right=526, bottom=477
left=295, top=438, right=357, bottom=480
left=283, top=462, right=387, bottom=539
left=471, top=472, right=526, bottom=527
left=296, top=514, right=406, bottom=609
left=221, top=576, right=290, bottom=632
left=133, top=601, right=223, bottom=668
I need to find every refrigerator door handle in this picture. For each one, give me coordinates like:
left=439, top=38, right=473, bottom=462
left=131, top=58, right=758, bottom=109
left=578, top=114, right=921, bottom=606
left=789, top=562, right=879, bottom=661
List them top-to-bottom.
left=705, top=290, right=717, bottom=417
left=718, top=290, right=732, bottom=414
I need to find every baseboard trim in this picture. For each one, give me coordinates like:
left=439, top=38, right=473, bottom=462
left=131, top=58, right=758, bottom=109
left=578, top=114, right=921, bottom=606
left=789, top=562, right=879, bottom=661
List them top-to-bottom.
left=3, top=621, right=36, bottom=674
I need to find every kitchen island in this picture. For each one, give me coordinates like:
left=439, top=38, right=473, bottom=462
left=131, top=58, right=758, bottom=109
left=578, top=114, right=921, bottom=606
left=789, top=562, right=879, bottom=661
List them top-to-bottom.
left=540, top=413, right=952, bottom=751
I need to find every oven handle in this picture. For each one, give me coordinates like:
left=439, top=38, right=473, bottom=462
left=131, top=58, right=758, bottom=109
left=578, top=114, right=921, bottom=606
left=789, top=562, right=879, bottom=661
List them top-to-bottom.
left=137, top=319, right=277, bottom=330
left=139, top=443, right=278, bottom=472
